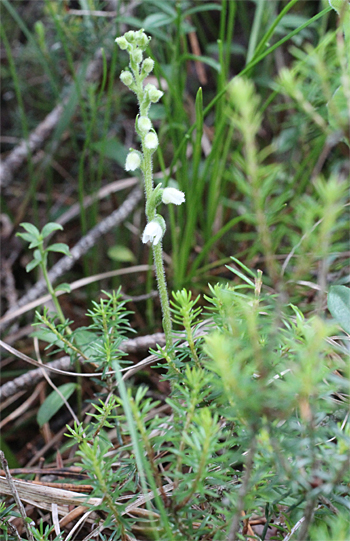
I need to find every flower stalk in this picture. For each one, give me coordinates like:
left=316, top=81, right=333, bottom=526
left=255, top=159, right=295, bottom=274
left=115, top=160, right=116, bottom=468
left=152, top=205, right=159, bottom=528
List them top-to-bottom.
left=116, top=30, right=185, bottom=353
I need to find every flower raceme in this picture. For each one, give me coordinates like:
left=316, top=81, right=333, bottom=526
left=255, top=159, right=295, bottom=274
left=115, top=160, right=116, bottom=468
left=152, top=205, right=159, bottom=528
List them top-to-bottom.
left=116, top=29, right=186, bottom=350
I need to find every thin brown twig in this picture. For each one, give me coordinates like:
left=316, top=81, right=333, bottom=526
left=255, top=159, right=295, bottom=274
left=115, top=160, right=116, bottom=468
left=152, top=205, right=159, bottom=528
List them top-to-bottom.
left=0, top=263, right=151, bottom=327
left=227, top=435, right=257, bottom=541
left=0, top=450, right=35, bottom=541
left=297, top=496, right=317, bottom=541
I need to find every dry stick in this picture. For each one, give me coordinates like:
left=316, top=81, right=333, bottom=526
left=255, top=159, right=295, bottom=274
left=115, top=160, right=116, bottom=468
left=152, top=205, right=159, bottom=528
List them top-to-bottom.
left=0, top=0, right=146, bottom=189
left=0, top=40, right=108, bottom=189
left=0, top=103, right=64, bottom=188
left=0, top=185, right=142, bottom=332
left=0, top=264, right=152, bottom=327
left=0, top=325, right=210, bottom=399
left=0, top=331, right=166, bottom=399
left=0, top=381, right=45, bottom=429
left=227, top=435, right=257, bottom=541
left=0, top=450, right=35, bottom=541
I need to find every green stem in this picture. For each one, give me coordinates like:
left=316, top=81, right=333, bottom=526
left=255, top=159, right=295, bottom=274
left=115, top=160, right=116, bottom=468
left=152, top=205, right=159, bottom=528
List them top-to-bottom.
left=153, top=242, right=173, bottom=351
left=40, top=257, right=67, bottom=328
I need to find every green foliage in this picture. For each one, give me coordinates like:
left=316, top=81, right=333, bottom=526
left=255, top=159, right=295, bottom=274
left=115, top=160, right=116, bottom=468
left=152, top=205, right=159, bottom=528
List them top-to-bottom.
left=16, top=222, right=71, bottom=273
left=328, top=285, right=350, bottom=334
left=0, top=503, right=20, bottom=541
left=29, top=520, right=62, bottom=541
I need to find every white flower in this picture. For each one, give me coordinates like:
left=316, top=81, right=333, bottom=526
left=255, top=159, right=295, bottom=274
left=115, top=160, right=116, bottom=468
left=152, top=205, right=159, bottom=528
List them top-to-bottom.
left=138, top=116, right=152, bottom=133
left=144, top=132, right=158, bottom=150
left=125, top=151, right=141, bottom=171
left=162, top=187, right=185, bottom=205
left=142, top=220, right=163, bottom=245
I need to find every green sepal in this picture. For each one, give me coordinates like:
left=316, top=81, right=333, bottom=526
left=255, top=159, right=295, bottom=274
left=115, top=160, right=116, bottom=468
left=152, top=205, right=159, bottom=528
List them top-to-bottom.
left=145, top=184, right=163, bottom=216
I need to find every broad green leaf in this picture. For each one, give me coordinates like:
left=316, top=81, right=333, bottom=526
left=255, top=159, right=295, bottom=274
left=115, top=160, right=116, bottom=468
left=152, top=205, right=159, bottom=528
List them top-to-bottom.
left=141, top=0, right=176, bottom=16
left=143, top=13, right=175, bottom=29
left=91, top=138, right=128, bottom=168
left=19, top=222, right=40, bottom=237
left=41, top=222, right=63, bottom=238
left=16, top=232, right=36, bottom=244
left=46, top=243, right=71, bottom=256
left=108, top=245, right=136, bottom=263
left=26, top=259, right=41, bottom=272
left=55, top=283, right=71, bottom=294
left=328, top=285, right=350, bottom=334
left=30, top=328, right=65, bottom=348
left=73, top=329, right=97, bottom=357
left=37, top=383, right=77, bottom=427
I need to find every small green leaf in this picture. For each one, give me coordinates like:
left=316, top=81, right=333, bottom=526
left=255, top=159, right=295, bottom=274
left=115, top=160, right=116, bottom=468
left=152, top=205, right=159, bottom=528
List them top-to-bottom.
left=19, top=222, right=40, bottom=237
left=41, top=222, right=63, bottom=238
left=16, top=232, right=36, bottom=244
left=28, top=239, right=42, bottom=249
left=46, top=243, right=71, bottom=256
left=107, top=245, right=136, bottom=263
left=26, top=259, right=41, bottom=272
left=55, top=282, right=71, bottom=293
left=328, top=285, right=350, bottom=334
left=37, top=383, right=77, bottom=427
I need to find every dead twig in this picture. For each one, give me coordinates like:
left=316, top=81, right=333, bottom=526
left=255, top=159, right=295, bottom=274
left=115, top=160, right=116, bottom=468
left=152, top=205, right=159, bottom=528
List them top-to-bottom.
left=0, top=185, right=142, bottom=332
left=0, top=451, right=35, bottom=541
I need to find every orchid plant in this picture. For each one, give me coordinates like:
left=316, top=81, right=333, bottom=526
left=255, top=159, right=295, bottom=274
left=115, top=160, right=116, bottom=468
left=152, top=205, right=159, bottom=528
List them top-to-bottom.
left=115, top=30, right=185, bottom=354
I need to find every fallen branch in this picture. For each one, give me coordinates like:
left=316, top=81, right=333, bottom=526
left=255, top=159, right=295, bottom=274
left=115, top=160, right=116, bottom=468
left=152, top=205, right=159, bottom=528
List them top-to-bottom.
left=0, top=185, right=142, bottom=332
left=0, top=331, right=166, bottom=399
left=0, top=451, right=35, bottom=541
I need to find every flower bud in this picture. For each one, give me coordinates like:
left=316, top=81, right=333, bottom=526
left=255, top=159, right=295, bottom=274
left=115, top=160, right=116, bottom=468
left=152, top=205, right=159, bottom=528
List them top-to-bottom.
left=125, top=31, right=136, bottom=43
left=137, top=32, right=150, bottom=49
left=115, top=36, right=128, bottom=50
left=142, top=58, right=154, bottom=75
left=120, top=70, right=134, bottom=87
left=145, top=84, right=163, bottom=103
left=138, top=116, right=152, bottom=133
left=144, top=132, right=158, bottom=150
left=125, top=151, right=141, bottom=171
left=162, top=187, right=185, bottom=205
